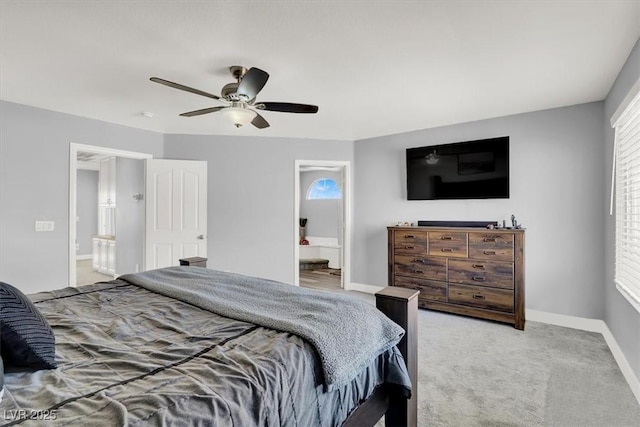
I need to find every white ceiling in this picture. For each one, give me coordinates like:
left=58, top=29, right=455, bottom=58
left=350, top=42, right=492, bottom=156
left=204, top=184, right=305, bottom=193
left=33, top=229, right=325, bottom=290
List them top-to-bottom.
left=1, top=1, right=639, bottom=141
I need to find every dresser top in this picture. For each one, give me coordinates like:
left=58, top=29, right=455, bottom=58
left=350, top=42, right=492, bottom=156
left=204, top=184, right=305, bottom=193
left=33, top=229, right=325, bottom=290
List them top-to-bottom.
left=388, top=226, right=525, bottom=232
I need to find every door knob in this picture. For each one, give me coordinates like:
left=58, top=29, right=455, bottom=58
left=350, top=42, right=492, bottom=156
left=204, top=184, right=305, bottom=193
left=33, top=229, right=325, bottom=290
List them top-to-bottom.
left=197, top=235, right=205, bottom=240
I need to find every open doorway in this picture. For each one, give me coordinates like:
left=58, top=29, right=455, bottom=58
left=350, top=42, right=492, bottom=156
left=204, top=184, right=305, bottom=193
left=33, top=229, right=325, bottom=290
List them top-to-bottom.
left=69, top=143, right=152, bottom=287
left=294, top=160, right=351, bottom=291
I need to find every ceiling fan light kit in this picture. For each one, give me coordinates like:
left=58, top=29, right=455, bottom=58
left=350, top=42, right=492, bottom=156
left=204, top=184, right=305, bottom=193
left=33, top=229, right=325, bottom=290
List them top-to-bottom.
left=150, top=65, right=318, bottom=129
left=223, top=105, right=257, bottom=128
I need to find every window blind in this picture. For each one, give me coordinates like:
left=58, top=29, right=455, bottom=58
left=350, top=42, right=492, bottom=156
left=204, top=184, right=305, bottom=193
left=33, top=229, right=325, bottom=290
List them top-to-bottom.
left=614, top=88, right=640, bottom=313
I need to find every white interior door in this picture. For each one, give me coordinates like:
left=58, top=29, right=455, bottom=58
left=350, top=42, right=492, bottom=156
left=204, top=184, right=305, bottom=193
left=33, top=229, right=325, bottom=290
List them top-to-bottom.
left=145, top=159, right=207, bottom=270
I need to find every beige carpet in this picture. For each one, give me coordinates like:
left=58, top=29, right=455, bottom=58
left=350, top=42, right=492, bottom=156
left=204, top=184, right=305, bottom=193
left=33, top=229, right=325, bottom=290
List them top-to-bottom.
left=76, top=259, right=113, bottom=286
left=326, top=288, right=640, bottom=426
left=415, top=310, right=639, bottom=426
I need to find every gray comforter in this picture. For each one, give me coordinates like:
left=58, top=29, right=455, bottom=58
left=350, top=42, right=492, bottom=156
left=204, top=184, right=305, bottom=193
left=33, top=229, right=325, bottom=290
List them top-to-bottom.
left=121, top=267, right=405, bottom=390
left=1, top=273, right=411, bottom=426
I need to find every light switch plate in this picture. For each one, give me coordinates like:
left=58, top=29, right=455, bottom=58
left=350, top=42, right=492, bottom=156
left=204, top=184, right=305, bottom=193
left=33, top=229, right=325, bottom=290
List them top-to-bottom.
left=35, top=221, right=55, bottom=232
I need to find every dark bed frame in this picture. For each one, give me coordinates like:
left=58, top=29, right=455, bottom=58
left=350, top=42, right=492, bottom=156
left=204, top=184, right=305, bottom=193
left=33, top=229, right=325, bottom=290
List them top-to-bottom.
left=342, top=287, right=419, bottom=427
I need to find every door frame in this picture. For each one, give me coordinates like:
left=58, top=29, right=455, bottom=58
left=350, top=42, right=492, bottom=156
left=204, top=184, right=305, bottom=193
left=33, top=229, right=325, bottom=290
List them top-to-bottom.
left=69, top=143, right=152, bottom=287
left=294, top=160, right=351, bottom=289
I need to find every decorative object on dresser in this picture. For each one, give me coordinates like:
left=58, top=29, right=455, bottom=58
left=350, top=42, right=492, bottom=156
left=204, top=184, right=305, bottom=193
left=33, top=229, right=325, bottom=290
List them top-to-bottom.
left=388, top=225, right=525, bottom=330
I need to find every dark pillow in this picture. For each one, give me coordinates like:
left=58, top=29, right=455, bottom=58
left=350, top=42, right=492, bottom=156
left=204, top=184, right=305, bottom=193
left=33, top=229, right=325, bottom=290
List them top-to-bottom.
left=0, top=282, right=56, bottom=370
left=0, top=355, right=4, bottom=402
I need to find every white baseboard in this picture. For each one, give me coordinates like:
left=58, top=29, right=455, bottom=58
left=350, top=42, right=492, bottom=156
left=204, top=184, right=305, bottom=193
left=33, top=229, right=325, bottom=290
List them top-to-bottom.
left=76, top=254, right=93, bottom=261
left=347, top=282, right=385, bottom=294
left=526, top=309, right=604, bottom=333
left=527, top=309, right=640, bottom=406
left=601, top=324, right=640, bottom=406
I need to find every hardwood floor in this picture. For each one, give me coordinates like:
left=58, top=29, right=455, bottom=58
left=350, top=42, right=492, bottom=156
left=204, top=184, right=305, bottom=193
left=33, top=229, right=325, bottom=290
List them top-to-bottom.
left=299, top=268, right=342, bottom=291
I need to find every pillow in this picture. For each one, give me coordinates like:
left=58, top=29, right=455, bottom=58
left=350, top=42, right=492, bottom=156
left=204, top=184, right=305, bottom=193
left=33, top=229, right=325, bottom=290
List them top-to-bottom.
left=0, top=282, right=56, bottom=370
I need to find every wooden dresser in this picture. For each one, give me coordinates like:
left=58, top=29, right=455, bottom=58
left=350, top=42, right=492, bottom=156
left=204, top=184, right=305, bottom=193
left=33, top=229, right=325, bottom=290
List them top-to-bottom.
left=388, top=226, right=525, bottom=330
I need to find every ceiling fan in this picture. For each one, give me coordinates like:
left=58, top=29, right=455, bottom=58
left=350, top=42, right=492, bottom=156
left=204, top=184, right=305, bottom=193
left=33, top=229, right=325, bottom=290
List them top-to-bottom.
left=150, top=66, right=318, bottom=129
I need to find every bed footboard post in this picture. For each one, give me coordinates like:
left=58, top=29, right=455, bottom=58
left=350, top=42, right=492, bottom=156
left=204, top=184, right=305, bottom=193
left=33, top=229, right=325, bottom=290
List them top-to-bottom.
left=375, top=287, right=419, bottom=427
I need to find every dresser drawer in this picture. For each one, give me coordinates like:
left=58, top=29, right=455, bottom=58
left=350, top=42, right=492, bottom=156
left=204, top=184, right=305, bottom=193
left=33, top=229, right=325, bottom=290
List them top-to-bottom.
left=394, top=230, right=427, bottom=255
left=428, top=232, right=468, bottom=258
left=469, top=233, right=514, bottom=261
left=394, top=255, right=447, bottom=281
left=448, top=259, right=514, bottom=289
left=395, top=276, right=446, bottom=302
left=449, top=284, right=514, bottom=312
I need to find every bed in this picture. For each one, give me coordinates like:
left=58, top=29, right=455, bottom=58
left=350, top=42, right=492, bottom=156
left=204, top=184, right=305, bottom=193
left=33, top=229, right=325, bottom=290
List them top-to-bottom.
left=0, top=266, right=417, bottom=426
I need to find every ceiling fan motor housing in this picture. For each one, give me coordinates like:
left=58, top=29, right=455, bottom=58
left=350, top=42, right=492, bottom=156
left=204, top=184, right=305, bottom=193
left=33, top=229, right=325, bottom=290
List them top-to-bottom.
left=221, top=66, right=251, bottom=101
left=221, top=82, right=241, bottom=99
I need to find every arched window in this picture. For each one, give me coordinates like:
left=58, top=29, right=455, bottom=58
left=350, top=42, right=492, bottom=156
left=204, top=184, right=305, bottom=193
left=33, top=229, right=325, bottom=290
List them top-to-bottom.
left=306, top=178, right=342, bottom=200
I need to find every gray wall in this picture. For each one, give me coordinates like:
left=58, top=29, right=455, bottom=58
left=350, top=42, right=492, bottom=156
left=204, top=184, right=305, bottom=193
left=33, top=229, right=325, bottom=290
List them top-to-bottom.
left=604, top=38, right=640, bottom=382
left=0, top=101, right=164, bottom=293
left=353, top=102, right=605, bottom=319
left=163, top=134, right=353, bottom=284
left=115, top=158, right=145, bottom=275
left=76, top=169, right=98, bottom=256
left=300, top=170, right=343, bottom=242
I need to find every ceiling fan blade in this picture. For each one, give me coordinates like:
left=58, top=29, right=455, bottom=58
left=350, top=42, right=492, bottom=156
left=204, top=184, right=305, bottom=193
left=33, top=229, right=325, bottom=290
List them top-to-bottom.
left=237, top=68, right=269, bottom=99
left=150, top=77, right=220, bottom=100
left=257, top=102, right=318, bottom=114
left=179, top=106, right=226, bottom=117
left=251, top=112, right=270, bottom=129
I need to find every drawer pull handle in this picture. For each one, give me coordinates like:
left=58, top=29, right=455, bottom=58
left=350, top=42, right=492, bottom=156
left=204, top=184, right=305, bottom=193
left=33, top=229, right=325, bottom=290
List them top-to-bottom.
left=404, top=235, right=415, bottom=239
left=441, top=236, right=453, bottom=240
left=483, top=237, right=497, bottom=242
left=404, top=245, right=415, bottom=249
left=441, top=248, right=453, bottom=253
left=483, top=250, right=496, bottom=255
left=413, top=258, right=424, bottom=263
left=472, top=264, right=485, bottom=269
left=412, top=270, right=424, bottom=274
left=472, top=276, right=485, bottom=282
left=472, top=294, right=486, bottom=300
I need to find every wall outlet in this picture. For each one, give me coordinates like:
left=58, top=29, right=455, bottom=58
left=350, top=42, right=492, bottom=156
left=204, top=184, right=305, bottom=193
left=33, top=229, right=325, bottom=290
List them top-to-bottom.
left=35, top=221, right=55, bottom=232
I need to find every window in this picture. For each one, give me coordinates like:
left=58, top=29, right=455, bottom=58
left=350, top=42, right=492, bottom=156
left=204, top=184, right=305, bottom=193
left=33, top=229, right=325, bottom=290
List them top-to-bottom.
left=613, top=87, right=640, bottom=313
left=307, top=178, right=342, bottom=200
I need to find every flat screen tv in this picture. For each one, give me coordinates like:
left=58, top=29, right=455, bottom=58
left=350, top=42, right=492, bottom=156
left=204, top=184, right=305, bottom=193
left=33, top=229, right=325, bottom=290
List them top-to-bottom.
left=406, top=136, right=509, bottom=200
